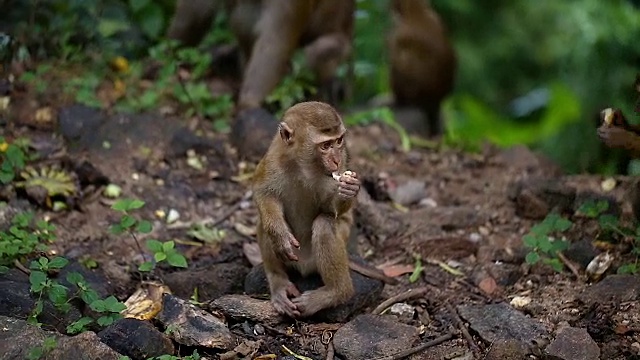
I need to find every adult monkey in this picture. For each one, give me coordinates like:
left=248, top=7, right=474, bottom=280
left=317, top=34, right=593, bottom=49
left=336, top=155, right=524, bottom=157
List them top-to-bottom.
left=167, top=0, right=355, bottom=160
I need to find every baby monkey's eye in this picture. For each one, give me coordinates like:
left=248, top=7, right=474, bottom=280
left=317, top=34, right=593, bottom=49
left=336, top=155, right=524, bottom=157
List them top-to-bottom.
left=335, top=136, right=344, bottom=146
left=321, top=141, right=332, bottom=150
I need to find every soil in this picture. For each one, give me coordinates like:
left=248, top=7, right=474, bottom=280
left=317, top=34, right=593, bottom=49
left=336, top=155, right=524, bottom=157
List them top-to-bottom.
left=2, top=78, right=640, bottom=360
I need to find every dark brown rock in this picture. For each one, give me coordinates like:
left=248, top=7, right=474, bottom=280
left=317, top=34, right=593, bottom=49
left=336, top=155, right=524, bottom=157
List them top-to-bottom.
left=162, top=263, right=249, bottom=302
left=579, top=274, right=640, bottom=305
left=209, top=294, right=284, bottom=326
left=333, top=314, right=420, bottom=360
left=98, top=318, right=175, bottom=360
left=545, top=326, right=600, bottom=360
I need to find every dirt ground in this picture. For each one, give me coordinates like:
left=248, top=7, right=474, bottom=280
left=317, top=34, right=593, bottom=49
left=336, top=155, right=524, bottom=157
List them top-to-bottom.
left=2, top=83, right=640, bottom=359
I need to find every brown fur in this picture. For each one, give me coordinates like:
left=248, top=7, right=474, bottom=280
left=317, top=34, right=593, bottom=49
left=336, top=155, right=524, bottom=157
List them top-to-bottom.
left=167, top=0, right=355, bottom=109
left=388, top=0, right=456, bottom=136
left=252, top=101, right=360, bottom=318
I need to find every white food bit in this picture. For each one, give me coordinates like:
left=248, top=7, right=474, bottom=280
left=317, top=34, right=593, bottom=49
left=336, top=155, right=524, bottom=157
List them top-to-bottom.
left=332, top=170, right=354, bottom=181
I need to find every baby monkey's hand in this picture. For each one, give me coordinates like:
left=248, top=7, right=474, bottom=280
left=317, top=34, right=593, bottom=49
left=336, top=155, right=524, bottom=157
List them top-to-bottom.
left=333, top=170, right=360, bottom=199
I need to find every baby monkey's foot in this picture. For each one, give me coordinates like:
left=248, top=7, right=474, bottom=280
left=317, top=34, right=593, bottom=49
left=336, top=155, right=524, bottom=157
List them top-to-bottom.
left=271, top=282, right=301, bottom=318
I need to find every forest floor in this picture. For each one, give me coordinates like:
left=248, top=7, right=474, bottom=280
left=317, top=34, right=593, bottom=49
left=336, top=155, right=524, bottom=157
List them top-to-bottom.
left=2, top=78, right=640, bottom=360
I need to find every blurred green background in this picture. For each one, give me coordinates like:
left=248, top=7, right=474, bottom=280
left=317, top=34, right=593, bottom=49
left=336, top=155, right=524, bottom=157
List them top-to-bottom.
left=1, top=0, right=639, bottom=174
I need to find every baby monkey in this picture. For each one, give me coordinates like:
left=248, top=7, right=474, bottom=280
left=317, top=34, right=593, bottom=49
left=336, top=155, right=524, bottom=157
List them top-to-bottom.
left=252, top=101, right=394, bottom=318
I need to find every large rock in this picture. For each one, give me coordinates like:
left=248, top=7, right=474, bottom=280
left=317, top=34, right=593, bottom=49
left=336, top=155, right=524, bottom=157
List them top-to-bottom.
left=162, top=263, right=249, bottom=302
left=0, top=269, right=82, bottom=332
left=579, top=274, right=640, bottom=305
left=156, top=294, right=234, bottom=350
left=457, top=302, right=548, bottom=350
left=333, top=314, right=420, bottom=360
left=0, top=315, right=122, bottom=359
left=98, top=318, right=175, bottom=360
left=545, top=326, right=600, bottom=360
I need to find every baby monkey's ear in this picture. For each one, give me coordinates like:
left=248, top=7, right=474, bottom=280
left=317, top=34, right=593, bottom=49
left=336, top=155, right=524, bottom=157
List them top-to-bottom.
left=279, top=122, right=294, bottom=145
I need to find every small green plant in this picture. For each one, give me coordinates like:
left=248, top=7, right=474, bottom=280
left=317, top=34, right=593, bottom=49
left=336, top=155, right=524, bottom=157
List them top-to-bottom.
left=0, top=136, right=30, bottom=184
left=110, top=198, right=188, bottom=272
left=578, top=199, right=640, bottom=274
left=0, top=212, right=56, bottom=273
left=523, top=213, right=572, bottom=272
left=26, top=336, right=57, bottom=360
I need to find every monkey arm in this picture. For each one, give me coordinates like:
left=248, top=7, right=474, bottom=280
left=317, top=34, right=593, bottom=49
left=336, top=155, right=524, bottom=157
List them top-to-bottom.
left=597, top=125, right=640, bottom=155
left=256, top=193, right=293, bottom=239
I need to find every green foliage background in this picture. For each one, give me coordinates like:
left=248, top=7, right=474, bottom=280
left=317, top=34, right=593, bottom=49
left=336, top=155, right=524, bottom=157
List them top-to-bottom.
left=2, top=0, right=640, bottom=174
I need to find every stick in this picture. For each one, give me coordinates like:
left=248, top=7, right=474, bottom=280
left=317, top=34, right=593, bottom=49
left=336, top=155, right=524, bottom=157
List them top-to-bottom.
left=557, top=251, right=582, bottom=279
left=14, top=259, right=31, bottom=275
left=371, top=287, right=429, bottom=315
left=445, top=301, right=480, bottom=354
left=370, top=332, right=455, bottom=360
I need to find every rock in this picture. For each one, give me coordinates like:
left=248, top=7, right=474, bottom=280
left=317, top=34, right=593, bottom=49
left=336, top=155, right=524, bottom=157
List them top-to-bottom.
left=58, top=105, right=107, bottom=147
left=231, top=107, right=279, bottom=161
left=168, top=127, right=224, bottom=158
left=495, top=145, right=562, bottom=176
left=508, top=179, right=576, bottom=220
left=388, top=180, right=426, bottom=206
left=409, top=206, right=489, bottom=231
left=416, top=236, right=478, bottom=260
left=564, top=238, right=600, bottom=268
left=162, top=263, right=249, bottom=302
left=244, top=263, right=384, bottom=323
left=0, top=269, right=82, bottom=333
left=579, top=274, right=640, bottom=305
left=156, top=294, right=234, bottom=350
left=209, top=294, right=284, bottom=326
left=457, top=302, right=548, bottom=348
left=387, top=303, right=415, bottom=323
left=333, top=314, right=420, bottom=360
left=0, top=315, right=122, bottom=359
left=98, top=318, right=175, bottom=359
left=545, top=326, right=600, bottom=360
left=484, top=338, right=530, bottom=360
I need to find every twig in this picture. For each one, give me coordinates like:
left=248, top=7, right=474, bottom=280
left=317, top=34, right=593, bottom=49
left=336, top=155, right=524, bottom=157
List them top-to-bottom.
left=557, top=252, right=582, bottom=279
left=14, top=259, right=31, bottom=275
left=371, top=287, right=429, bottom=315
left=445, top=301, right=480, bottom=354
left=370, top=332, right=455, bottom=360
left=325, top=341, right=335, bottom=360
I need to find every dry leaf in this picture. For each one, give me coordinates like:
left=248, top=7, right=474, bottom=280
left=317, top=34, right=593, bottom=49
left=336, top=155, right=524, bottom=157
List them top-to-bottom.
left=381, top=264, right=414, bottom=278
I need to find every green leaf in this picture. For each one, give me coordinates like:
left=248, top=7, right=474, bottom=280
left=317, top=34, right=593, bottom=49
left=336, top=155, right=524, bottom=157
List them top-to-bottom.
left=129, top=0, right=150, bottom=12
left=138, top=4, right=165, bottom=39
left=97, top=19, right=129, bottom=38
left=112, top=199, right=145, bottom=212
left=599, top=214, right=619, bottom=230
left=120, top=215, right=136, bottom=229
left=136, top=220, right=152, bottom=234
left=110, top=224, right=125, bottom=235
left=522, top=234, right=539, bottom=248
left=146, top=239, right=163, bottom=253
left=162, top=241, right=175, bottom=251
left=154, top=252, right=167, bottom=262
left=166, top=252, right=188, bottom=268
left=525, top=252, right=540, bottom=264
left=48, top=256, right=69, bottom=269
left=408, top=257, right=423, bottom=283
left=544, top=258, right=564, bottom=273
left=138, top=261, right=154, bottom=272
left=617, top=263, right=638, bottom=274
left=0, top=266, right=8, bottom=274
left=29, top=271, right=48, bottom=292
left=66, top=272, right=84, bottom=285
left=48, top=283, right=69, bottom=306
left=80, top=288, right=100, bottom=305
left=104, top=295, right=127, bottom=312
left=90, top=299, right=106, bottom=312
left=66, top=317, right=94, bottom=334
left=42, top=336, right=57, bottom=351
